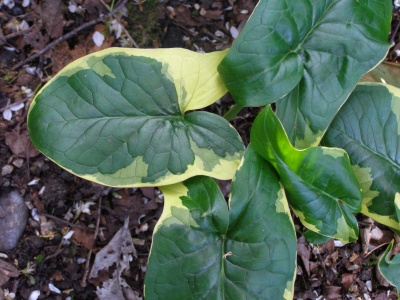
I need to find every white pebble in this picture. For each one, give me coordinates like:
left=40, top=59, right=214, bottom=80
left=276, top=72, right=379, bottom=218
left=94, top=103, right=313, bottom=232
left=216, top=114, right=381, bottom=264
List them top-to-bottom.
left=230, top=26, right=239, bottom=39
left=92, top=31, right=104, bottom=47
left=2, top=109, right=12, bottom=121
left=1, top=165, right=14, bottom=176
left=31, top=208, right=40, bottom=222
left=48, top=283, right=61, bottom=294
left=28, top=290, right=40, bottom=300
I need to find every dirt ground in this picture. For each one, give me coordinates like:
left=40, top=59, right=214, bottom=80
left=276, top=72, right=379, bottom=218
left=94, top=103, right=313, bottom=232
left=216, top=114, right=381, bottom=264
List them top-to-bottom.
left=0, top=0, right=400, bottom=299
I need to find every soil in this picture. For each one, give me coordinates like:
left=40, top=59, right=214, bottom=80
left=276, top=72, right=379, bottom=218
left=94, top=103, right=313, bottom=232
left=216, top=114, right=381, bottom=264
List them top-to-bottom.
left=0, top=0, right=399, bottom=299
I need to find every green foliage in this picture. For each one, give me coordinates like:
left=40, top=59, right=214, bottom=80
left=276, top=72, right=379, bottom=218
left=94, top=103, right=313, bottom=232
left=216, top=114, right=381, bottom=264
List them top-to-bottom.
left=27, top=0, right=400, bottom=297
left=218, top=0, right=392, bottom=148
left=28, top=48, right=243, bottom=187
left=322, top=83, right=400, bottom=234
left=251, top=106, right=361, bottom=243
left=146, top=147, right=296, bottom=299
left=303, top=230, right=332, bottom=245
left=378, top=240, right=400, bottom=294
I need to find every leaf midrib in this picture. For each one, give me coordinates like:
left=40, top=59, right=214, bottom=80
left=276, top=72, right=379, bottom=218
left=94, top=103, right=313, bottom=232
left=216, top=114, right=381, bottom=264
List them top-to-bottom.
left=256, top=1, right=339, bottom=94
left=295, top=1, right=338, bottom=52
left=48, top=115, right=186, bottom=122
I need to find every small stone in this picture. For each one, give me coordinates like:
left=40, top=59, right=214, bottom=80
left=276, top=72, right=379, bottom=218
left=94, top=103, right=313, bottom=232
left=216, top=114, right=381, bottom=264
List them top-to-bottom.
left=230, top=26, right=239, bottom=39
left=92, top=31, right=104, bottom=47
left=12, top=158, right=24, bottom=168
left=1, top=165, right=14, bottom=176
left=0, top=192, right=29, bottom=251
left=370, top=226, right=383, bottom=240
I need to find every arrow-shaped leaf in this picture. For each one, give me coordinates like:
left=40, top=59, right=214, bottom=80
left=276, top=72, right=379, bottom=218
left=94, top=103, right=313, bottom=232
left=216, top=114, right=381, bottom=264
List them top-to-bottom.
left=218, top=0, right=391, bottom=148
left=28, top=48, right=244, bottom=187
left=322, top=83, right=400, bottom=233
left=251, top=106, right=362, bottom=243
left=145, top=146, right=296, bottom=299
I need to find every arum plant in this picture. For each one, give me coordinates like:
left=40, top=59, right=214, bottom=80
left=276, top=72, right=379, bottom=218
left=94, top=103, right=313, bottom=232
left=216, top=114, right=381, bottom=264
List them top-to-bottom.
left=28, top=0, right=400, bottom=298
left=28, top=48, right=243, bottom=187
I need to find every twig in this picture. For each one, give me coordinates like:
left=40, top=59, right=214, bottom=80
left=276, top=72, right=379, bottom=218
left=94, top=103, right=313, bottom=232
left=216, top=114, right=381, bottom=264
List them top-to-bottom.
left=11, top=0, right=128, bottom=70
left=99, top=0, right=139, bottom=48
left=121, top=25, right=139, bottom=48
left=5, top=28, right=33, bottom=40
left=203, top=30, right=224, bottom=43
left=0, top=98, right=29, bottom=113
left=81, top=198, right=102, bottom=287
left=41, top=213, right=94, bottom=231
left=363, top=241, right=390, bottom=258
left=42, top=248, right=64, bottom=263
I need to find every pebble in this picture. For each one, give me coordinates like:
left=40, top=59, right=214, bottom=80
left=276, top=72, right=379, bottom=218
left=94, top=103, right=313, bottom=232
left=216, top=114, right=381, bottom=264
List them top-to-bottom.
left=12, top=158, right=24, bottom=168
left=1, top=165, right=13, bottom=176
left=0, top=191, right=29, bottom=251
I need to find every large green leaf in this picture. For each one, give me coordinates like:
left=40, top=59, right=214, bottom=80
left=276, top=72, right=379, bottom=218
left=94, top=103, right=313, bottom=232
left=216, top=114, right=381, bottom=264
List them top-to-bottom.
left=218, top=0, right=391, bottom=148
left=28, top=48, right=244, bottom=187
left=322, top=83, right=400, bottom=233
left=251, top=106, right=362, bottom=243
left=145, top=146, right=296, bottom=299
left=378, top=240, right=400, bottom=294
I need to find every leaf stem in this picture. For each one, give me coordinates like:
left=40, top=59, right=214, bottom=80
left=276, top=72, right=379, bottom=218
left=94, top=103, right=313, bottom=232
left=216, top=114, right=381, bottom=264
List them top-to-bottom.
left=223, top=103, right=243, bottom=121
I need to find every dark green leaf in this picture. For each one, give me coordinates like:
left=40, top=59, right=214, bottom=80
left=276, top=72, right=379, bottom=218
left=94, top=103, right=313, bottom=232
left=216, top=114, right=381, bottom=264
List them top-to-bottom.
left=218, top=0, right=391, bottom=148
left=28, top=49, right=243, bottom=187
left=322, top=83, right=400, bottom=233
left=251, top=106, right=362, bottom=243
left=145, top=147, right=297, bottom=299
left=303, top=231, right=331, bottom=245
left=378, top=240, right=400, bottom=294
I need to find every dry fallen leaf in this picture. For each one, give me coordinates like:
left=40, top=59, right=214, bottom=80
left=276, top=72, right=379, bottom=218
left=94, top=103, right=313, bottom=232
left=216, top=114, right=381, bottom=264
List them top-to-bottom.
left=41, top=0, right=65, bottom=38
left=174, top=5, right=203, bottom=26
left=204, top=9, right=223, bottom=21
left=20, top=24, right=49, bottom=51
left=4, top=129, right=40, bottom=158
left=140, top=187, right=155, bottom=201
left=89, top=218, right=138, bottom=300
left=360, top=226, right=372, bottom=256
left=72, top=227, right=95, bottom=250
left=393, top=234, right=400, bottom=255
left=297, top=236, right=311, bottom=276
left=0, top=259, right=19, bottom=286
left=375, top=264, right=390, bottom=287
left=96, top=269, right=142, bottom=300
left=341, top=272, right=357, bottom=289
left=323, top=285, right=342, bottom=300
